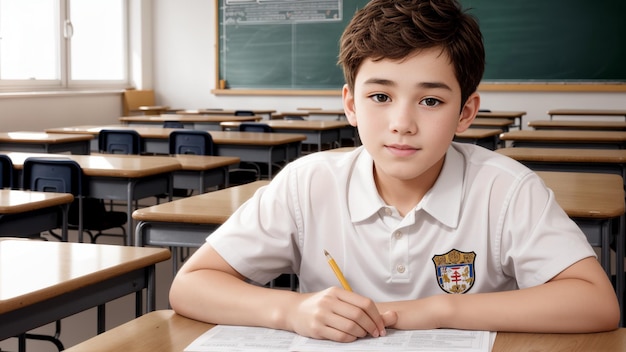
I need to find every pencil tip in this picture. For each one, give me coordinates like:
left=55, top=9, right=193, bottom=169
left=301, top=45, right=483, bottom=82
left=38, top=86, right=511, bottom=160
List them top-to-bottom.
left=323, top=249, right=329, bottom=256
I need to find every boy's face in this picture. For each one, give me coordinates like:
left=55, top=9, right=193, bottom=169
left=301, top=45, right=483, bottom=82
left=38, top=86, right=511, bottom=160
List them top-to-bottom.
left=343, top=47, right=479, bottom=185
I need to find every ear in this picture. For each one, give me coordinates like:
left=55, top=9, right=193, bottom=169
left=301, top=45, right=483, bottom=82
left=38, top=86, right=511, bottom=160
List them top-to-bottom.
left=342, top=84, right=358, bottom=127
left=456, top=92, right=480, bottom=133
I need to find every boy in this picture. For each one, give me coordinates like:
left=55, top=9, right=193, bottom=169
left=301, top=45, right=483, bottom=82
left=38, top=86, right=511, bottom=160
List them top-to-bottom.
left=170, top=0, right=619, bottom=342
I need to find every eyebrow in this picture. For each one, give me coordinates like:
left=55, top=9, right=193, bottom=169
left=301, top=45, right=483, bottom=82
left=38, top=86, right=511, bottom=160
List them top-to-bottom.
left=363, top=78, right=452, bottom=91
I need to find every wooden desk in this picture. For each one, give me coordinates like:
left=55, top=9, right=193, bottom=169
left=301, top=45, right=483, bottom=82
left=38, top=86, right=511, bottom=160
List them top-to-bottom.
left=136, top=105, right=170, bottom=115
left=175, top=109, right=276, bottom=119
left=548, top=109, right=626, bottom=121
left=476, top=110, right=526, bottom=129
left=119, top=114, right=262, bottom=130
left=471, top=118, right=515, bottom=132
left=220, top=120, right=351, bottom=151
left=529, top=120, right=626, bottom=131
left=46, top=126, right=305, bottom=178
left=453, top=128, right=502, bottom=150
left=499, top=130, right=626, bottom=149
left=0, top=132, right=92, bottom=155
left=3, top=151, right=182, bottom=245
left=170, top=154, right=240, bottom=192
left=537, top=171, right=625, bottom=323
left=133, top=180, right=269, bottom=273
left=0, top=189, right=73, bottom=241
left=0, top=240, right=171, bottom=342
left=65, top=310, right=626, bottom=352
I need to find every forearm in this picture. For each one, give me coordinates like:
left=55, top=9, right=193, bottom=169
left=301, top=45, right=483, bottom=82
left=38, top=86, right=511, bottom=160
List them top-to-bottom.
left=169, top=269, right=297, bottom=330
left=378, top=277, right=619, bottom=333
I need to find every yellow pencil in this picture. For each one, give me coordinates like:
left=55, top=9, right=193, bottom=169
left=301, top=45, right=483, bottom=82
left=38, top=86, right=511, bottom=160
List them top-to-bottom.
left=324, top=249, right=353, bottom=292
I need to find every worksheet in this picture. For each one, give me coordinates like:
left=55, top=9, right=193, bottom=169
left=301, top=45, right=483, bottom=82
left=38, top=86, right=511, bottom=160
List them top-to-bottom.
left=184, top=325, right=494, bottom=352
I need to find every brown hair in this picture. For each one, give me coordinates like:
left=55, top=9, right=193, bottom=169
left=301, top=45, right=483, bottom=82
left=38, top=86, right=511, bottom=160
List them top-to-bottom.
left=338, top=0, right=485, bottom=106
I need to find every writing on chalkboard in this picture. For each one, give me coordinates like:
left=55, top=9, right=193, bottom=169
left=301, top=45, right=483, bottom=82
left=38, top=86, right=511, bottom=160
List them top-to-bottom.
left=223, top=0, right=342, bottom=24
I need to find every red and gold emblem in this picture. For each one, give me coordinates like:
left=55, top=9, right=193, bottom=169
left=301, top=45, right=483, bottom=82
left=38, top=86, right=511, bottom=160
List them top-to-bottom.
left=432, top=249, right=476, bottom=294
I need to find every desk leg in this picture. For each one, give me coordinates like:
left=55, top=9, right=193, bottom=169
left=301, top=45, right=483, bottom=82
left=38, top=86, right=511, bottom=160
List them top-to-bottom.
left=126, top=181, right=135, bottom=246
left=97, top=305, right=106, bottom=334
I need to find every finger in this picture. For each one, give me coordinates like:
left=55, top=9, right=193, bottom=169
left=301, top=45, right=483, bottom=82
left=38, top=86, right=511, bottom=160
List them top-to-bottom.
left=334, top=290, right=386, bottom=337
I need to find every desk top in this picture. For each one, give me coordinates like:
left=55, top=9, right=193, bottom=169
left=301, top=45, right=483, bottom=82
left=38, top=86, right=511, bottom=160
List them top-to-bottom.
left=297, top=108, right=346, bottom=115
left=175, top=109, right=276, bottom=115
left=548, top=109, right=626, bottom=116
left=475, top=111, right=527, bottom=119
left=119, top=115, right=262, bottom=123
left=472, top=118, right=516, bottom=128
left=221, top=119, right=350, bottom=131
left=529, top=120, right=626, bottom=130
left=46, top=125, right=307, bottom=146
left=455, top=128, right=502, bottom=138
left=499, top=130, right=626, bottom=142
left=0, top=131, right=93, bottom=143
left=496, top=147, right=626, bottom=163
left=1, top=151, right=182, bottom=178
left=170, top=154, right=240, bottom=171
left=537, top=171, right=625, bottom=219
left=132, top=180, right=269, bottom=224
left=0, top=189, right=74, bottom=214
left=0, top=239, right=170, bottom=314
left=64, top=310, right=626, bottom=352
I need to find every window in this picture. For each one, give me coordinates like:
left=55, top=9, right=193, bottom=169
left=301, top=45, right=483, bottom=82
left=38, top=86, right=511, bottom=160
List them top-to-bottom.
left=0, top=0, right=127, bottom=90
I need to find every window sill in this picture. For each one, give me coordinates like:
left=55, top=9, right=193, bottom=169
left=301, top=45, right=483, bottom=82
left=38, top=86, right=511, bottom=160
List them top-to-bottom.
left=0, top=89, right=126, bottom=99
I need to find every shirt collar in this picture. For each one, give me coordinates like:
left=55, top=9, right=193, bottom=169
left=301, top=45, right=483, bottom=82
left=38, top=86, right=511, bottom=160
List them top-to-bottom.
left=347, top=145, right=464, bottom=228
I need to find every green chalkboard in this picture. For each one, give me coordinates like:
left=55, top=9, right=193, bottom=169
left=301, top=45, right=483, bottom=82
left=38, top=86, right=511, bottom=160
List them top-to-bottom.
left=217, top=0, right=626, bottom=90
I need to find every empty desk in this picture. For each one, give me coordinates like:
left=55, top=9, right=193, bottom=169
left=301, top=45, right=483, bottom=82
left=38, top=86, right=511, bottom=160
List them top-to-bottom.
left=176, top=109, right=276, bottom=120
left=548, top=109, right=626, bottom=121
left=476, top=110, right=526, bottom=129
left=119, top=114, right=262, bottom=131
left=471, top=118, right=515, bottom=132
left=220, top=120, right=350, bottom=151
left=529, top=120, right=626, bottom=131
left=453, top=128, right=502, bottom=150
left=500, top=130, right=626, bottom=149
left=0, top=132, right=92, bottom=155
left=4, top=151, right=182, bottom=245
left=170, top=154, right=240, bottom=193
left=134, top=180, right=269, bottom=274
left=0, top=189, right=73, bottom=241
left=0, top=239, right=170, bottom=344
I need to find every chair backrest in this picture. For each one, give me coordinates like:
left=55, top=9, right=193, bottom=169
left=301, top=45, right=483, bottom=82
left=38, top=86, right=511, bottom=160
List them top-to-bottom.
left=122, top=89, right=155, bottom=116
left=234, top=110, right=255, bottom=116
left=163, top=121, right=185, bottom=128
left=239, top=122, right=273, bottom=133
left=98, top=129, right=142, bottom=154
left=169, top=130, right=214, bottom=155
left=0, top=154, right=13, bottom=189
left=22, top=158, right=82, bottom=196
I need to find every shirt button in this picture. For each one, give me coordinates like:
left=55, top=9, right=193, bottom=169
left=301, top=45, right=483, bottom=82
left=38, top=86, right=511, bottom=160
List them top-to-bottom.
left=384, top=208, right=392, bottom=216
left=393, top=231, right=403, bottom=239
left=396, top=264, right=406, bottom=273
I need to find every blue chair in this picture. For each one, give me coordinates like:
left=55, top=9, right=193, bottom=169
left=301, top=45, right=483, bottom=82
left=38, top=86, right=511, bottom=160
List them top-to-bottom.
left=234, top=110, right=255, bottom=116
left=239, top=122, right=273, bottom=133
left=98, top=129, right=142, bottom=154
left=169, top=130, right=214, bottom=155
left=0, top=154, right=13, bottom=189
left=22, top=157, right=127, bottom=244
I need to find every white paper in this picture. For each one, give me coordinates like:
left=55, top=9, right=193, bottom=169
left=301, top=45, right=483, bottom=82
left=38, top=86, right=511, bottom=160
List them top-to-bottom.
left=184, top=325, right=495, bottom=352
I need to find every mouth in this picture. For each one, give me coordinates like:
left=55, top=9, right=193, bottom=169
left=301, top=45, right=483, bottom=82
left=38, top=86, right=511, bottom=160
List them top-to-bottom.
left=385, top=144, right=419, bottom=156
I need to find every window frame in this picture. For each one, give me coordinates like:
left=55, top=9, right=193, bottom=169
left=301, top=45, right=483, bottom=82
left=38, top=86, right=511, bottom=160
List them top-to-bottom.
left=0, top=0, right=129, bottom=92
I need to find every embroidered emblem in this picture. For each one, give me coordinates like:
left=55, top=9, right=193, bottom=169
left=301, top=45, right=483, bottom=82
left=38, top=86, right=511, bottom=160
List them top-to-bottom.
left=432, top=249, right=476, bottom=294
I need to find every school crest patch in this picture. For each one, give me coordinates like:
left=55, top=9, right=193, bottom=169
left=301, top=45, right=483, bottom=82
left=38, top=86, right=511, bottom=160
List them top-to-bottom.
left=432, top=249, right=476, bottom=294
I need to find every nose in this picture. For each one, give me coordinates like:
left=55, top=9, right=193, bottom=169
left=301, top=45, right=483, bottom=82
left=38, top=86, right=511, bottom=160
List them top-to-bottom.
left=389, top=103, right=417, bottom=135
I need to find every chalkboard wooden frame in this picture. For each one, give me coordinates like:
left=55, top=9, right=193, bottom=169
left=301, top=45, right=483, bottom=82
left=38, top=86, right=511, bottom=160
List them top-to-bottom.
left=213, top=1, right=626, bottom=95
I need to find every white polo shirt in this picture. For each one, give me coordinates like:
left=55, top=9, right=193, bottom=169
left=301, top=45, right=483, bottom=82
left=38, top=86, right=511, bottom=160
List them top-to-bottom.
left=208, top=143, right=595, bottom=302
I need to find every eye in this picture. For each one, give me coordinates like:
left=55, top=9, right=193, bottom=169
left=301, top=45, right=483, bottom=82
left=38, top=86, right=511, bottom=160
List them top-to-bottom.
left=369, top=93, right=390, bottom=103
left=421, top=97, right=441, bottom=107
